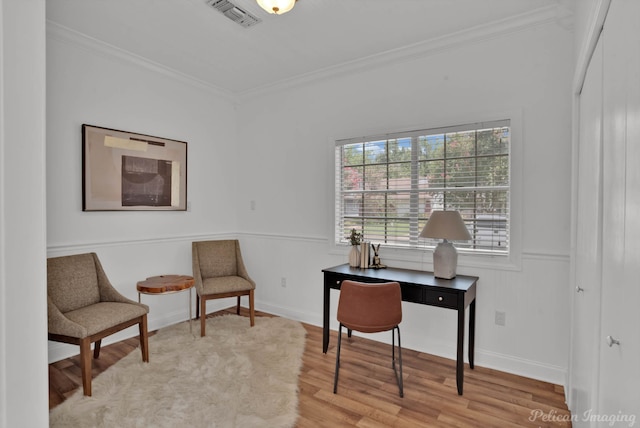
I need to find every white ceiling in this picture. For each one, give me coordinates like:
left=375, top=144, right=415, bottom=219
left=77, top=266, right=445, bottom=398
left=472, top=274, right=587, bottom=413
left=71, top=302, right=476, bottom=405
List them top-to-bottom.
left=47, top=0, right=571, bottom=96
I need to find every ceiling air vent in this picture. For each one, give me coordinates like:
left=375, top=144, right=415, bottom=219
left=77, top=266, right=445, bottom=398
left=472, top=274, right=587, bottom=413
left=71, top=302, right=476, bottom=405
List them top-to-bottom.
left=205, top=0, right=262, bottom=28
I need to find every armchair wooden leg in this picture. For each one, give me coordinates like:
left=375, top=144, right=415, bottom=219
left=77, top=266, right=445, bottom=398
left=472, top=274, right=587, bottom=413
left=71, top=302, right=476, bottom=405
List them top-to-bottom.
left=249, top=289, right=255, bottom=327
left=195, top=294, right=200, bottom=319
left=236, top=296, right=241, bottom=315
left=200, top=297, right=207, bottom=337
left=139, top=314, right=149, bottom=362
left=80, top=337, right=92, bottom=396
left=93, top=339, right=102, bottom=359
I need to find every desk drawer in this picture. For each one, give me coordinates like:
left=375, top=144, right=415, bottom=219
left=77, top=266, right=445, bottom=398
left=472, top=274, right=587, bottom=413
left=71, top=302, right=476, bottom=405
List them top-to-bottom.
left=325, top=275, right=342, bottom=288
left=400, top=285, right=424, bottom=304
left=424, top=291, right=458, bottom=309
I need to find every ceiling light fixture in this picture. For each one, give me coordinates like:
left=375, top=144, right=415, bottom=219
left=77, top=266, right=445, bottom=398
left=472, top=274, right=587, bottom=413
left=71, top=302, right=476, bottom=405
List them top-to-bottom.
left=256, top=0, right=296, bottom=15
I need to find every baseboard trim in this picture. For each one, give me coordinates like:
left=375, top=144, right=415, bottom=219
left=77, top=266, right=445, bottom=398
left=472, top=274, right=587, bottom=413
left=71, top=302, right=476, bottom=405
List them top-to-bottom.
left=48, top=301, right=567, bottom=387
left=258, top=302, right=567, bottom=386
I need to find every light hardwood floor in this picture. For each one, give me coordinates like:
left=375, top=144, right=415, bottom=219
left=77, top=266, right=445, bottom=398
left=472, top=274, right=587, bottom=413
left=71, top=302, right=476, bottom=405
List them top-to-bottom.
left=49, top=308, right=572, bottom=427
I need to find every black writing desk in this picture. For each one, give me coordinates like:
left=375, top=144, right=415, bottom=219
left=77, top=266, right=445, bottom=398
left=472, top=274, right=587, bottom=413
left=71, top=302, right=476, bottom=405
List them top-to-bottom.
left=322, top=263, right=478, bottom=395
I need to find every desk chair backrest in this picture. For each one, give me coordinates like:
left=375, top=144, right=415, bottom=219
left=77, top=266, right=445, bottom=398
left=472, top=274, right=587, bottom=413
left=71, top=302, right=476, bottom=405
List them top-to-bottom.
left=337, top=280, right=402, bottom=333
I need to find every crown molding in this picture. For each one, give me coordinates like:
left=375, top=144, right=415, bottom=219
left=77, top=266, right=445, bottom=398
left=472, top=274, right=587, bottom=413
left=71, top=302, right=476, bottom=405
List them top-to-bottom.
left=572, top=0, right=611, bottom=95
left=46, top=3, right=572, bottom=103
left=239, top=4, right=572, bottom=100
left=46, top=20, right=240, bottom=105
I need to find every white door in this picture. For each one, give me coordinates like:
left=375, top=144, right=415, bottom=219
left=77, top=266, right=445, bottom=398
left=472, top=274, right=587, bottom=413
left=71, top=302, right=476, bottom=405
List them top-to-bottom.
left=599, top=0, right=640, bottom=421
left=569, top=34, right=603, bottom=425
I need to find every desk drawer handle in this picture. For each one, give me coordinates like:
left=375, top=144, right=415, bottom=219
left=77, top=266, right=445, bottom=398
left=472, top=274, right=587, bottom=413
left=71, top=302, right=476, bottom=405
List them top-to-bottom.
left=336, top=281, right=340, bottom=285
left=438, top=296, right=444, bottom=302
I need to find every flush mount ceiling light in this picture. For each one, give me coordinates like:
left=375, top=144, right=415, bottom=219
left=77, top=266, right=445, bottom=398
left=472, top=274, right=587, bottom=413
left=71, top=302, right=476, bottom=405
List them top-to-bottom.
left=256, top=0, right=297, bottom=14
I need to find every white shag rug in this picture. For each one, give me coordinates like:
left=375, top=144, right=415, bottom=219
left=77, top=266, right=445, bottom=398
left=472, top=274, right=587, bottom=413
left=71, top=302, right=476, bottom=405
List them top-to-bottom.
left=50, top=315, right=307, bottom=428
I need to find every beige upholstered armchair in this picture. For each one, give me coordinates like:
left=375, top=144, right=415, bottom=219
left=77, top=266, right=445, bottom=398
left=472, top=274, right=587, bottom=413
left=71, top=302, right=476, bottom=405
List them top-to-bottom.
left=192, top=240, right=255, bottom=336
left=47, top=252, right=149, bottom=396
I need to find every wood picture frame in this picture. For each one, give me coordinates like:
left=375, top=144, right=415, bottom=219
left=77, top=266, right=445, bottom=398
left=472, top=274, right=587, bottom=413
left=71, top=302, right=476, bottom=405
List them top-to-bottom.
left=82, top=124, right=187, bottom=211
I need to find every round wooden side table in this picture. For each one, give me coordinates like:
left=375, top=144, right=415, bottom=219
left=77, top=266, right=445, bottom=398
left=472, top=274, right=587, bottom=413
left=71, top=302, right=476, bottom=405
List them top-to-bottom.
left=137, top=275, right=195, bottom=332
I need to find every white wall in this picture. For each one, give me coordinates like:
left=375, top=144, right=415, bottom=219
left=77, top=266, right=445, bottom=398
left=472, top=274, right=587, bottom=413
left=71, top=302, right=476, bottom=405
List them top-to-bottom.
left=0, top=0, right=49, bottom=427
left=45, top=13, right=574, bottom=387
left=236, top=21, right=574, bottom=384
left=47, top=25, right=240, bottom=245
left=46, top=26, right=243, bottom=360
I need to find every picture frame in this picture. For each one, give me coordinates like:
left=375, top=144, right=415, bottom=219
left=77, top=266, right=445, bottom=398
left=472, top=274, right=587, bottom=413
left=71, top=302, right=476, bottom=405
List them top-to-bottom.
left=82, top=124, right=187, bottom=211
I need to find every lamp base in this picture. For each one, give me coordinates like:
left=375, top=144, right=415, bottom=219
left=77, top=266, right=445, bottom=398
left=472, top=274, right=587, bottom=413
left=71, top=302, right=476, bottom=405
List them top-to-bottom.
left=433, top=240, right=458, bottom=279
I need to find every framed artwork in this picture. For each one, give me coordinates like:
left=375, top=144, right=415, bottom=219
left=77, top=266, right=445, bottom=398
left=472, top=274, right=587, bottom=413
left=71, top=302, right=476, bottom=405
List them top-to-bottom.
left=82, top=124, right=187, bottom=211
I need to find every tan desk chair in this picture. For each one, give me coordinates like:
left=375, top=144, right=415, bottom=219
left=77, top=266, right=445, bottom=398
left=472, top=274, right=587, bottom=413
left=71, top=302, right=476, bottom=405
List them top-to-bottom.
left=192, top=240, right=255, bottom=336
left=47, top=252, right=149, bottom=396
left=333, top=280, right=404, bottom=397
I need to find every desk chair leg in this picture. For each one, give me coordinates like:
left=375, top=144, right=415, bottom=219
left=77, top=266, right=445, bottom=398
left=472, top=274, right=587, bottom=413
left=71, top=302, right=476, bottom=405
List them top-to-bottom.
left=333, top=324, right=344, bottom=394
left=392, top=326, right=404, bottom=397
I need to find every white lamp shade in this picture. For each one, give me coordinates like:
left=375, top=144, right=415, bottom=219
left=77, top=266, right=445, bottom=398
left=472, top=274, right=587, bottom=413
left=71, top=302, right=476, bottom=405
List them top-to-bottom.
left=257, top=0, right=296, bottom=14
left=419, top=210, right=471, bottom=241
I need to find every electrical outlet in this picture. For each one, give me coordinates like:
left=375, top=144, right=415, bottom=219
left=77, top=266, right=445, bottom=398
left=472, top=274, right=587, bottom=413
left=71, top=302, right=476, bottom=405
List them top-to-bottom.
left=281, top=277, right=286, bottom=288
left=495, top=311, right=506, bottom=326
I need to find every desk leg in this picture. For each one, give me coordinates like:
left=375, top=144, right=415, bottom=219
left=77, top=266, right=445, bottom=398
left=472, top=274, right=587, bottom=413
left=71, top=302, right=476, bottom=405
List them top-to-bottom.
left=323, top=283, right=330, bottom=353
left=469, top=299, right=475, bottom=370
left=456, top=305, right=465, bottom=395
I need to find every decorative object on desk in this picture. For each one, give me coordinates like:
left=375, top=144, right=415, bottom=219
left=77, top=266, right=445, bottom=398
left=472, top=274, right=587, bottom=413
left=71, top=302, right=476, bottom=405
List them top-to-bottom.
left=419, top=210, right=471, bottom=279
left=347, top=228, right=361, bottom=267
left=348, top=228, right=362, bottom=246
left=360, top=241, right=369, bottom=268
left=370, top=243, right=387, bottom=269
left=348, top=245, right=360, bottom=268
left=50, top=315, right=306, bottom=428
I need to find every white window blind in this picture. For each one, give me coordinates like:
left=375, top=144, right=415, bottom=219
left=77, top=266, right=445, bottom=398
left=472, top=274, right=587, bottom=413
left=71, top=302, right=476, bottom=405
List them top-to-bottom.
left=335, top=120, right=510, bottom=254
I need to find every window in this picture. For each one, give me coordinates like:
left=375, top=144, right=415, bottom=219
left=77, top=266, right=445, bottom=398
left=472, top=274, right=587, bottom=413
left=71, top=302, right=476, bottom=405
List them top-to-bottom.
left=335, top=120, right=510, bottom=254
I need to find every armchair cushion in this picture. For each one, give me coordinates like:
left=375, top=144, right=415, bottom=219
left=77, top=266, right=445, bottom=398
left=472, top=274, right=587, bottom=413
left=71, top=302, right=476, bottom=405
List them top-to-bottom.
left=196, top=240, right=239, bottom=278
left=47, top=252, right=148, bottom=339
left=48, top=253, right=101, bottom=313
left=202, top=276, right=254, bottom=294
left=47, top=297, right=87, bottom=338
left=64, top=302, right=149, bottom=337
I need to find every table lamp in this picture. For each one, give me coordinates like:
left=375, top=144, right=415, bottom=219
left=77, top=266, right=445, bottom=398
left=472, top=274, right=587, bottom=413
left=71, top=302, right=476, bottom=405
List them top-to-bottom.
left=419, top=210, right=471, bottom=279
